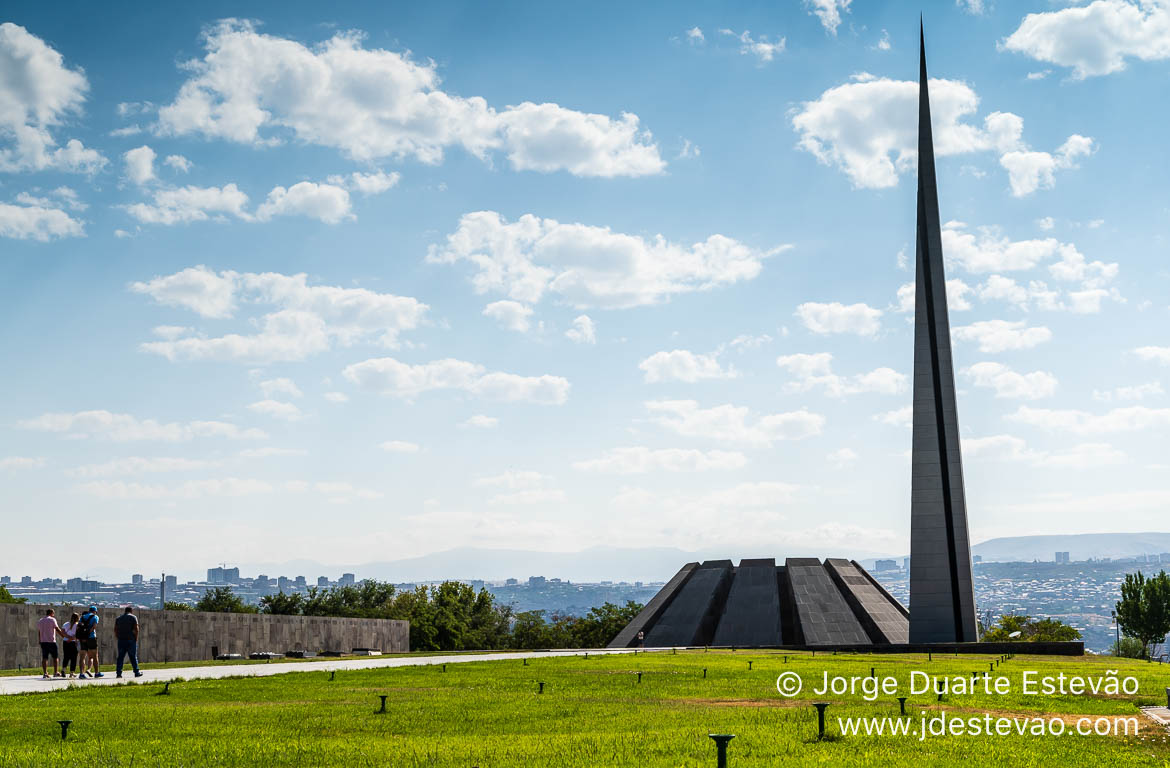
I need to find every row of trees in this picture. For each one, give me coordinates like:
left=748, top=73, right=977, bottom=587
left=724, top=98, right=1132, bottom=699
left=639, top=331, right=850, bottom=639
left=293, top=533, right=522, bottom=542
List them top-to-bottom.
left=1115, top=570, right=1170, bottom=658
left=186, top=581, right=642, bottom=651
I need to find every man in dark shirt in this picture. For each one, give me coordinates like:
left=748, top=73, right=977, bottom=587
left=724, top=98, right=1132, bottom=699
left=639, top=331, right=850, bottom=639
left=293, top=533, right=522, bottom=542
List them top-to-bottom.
left=113, top=606, right=142, bottom=678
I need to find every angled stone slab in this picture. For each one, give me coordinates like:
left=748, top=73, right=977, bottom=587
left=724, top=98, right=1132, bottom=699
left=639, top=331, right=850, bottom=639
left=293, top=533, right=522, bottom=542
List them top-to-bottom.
left=711, top=558, right=781, bottom=647
left=785, top=558, right=870, bottom=646
left=824, top=558, right=909, bottom=644
left=644, top=560, right=733, bottom=647
left=608, top=562, right=698, bottom=648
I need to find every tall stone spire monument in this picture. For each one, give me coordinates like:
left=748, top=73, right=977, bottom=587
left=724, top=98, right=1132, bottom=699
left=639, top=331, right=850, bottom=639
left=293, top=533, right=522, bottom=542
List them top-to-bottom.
left=908, top=23, right=978, bottom=643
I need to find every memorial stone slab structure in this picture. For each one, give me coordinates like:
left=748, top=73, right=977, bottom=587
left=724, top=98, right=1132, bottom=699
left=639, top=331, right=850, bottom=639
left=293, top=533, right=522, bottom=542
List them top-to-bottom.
left=610, top=24, right=990, bottom=652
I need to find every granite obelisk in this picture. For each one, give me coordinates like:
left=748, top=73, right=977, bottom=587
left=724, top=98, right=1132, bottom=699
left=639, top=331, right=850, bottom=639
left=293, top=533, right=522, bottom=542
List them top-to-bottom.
left=908, top=24, right=978, bottom=643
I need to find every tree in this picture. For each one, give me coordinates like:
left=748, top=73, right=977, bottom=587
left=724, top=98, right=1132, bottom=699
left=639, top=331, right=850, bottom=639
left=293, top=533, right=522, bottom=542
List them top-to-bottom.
left=1115, top=570, right=1170, bottom=659
left=0, top=585, right=26, bottom=604
left=195, top=586, right=257, bottom=613
left=260, top=591, right=305, bottom=615
left=163, top=601, right=193, bottom=611
left=570, top=601, right=644, bottom=648
left=982, top=614, right=1081, bottom=642
left=1114, top=636, right=1146, bottom=659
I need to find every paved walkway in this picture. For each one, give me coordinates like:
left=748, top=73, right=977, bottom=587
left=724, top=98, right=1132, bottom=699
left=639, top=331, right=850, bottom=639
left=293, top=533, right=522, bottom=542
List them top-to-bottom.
left=0, top=648, right=638, bottom=696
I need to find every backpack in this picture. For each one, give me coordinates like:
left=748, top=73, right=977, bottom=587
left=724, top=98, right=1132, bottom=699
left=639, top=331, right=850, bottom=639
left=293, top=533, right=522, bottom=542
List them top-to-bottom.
left=80, top=613, right=97, bottom=637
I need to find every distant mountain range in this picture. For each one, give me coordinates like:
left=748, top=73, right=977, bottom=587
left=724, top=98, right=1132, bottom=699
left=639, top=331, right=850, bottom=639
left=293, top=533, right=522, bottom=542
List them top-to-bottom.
left=971, top=532, right=1170, bottom=564
left=83, top=533, right=1170, bottom=584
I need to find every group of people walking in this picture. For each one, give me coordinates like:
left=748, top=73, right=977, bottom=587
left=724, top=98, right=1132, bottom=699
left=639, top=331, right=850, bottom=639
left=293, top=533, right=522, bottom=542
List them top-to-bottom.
left=36, top=606, right=142, bottom=679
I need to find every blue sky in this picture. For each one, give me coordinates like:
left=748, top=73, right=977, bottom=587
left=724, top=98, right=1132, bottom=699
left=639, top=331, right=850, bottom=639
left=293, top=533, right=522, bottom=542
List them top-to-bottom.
left=3, top=0, right=1170, bottom=581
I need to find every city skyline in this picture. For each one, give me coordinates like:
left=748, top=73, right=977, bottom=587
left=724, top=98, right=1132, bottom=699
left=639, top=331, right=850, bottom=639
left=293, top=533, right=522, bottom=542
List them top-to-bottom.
left=4, top=1, right=1170, bottom=576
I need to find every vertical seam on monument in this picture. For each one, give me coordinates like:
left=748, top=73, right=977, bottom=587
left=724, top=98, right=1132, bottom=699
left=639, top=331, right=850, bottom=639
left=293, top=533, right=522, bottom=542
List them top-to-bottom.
left=918, top=24, right=965, bottom=643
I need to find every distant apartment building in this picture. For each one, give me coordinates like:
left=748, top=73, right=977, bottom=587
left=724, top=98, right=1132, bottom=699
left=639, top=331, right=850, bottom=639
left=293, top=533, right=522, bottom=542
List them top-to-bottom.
left=1055, top=552, right=1070, bottom=564
left=973, top=555, right=983, bottom=564
left=902, top=558, right=910, bottom=571
left=874, top=559, right=898, bottom=572
left=207, top=566, right=241, bottom=584
left=339, top=573, right=355, bottom=587
left=131, top=574, right=143, bottom=585
left=164, top=574, right=177, bottom=591
left=0, top=576, right=9, bottom=585
left=278, top=576, right=292, bottom=593
left=295, top=576, right=307, bottom=589
left=317, top=576, right=330, bottom=587
left=528, top=576, right=547, bottom=587
left=505, top=578, right=518, bottom=586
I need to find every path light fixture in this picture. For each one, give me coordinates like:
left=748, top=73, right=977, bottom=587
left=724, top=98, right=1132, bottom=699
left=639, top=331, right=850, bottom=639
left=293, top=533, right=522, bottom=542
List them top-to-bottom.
left=637, top=672, right=643, bottom=684
left=538, top=682, right=545, bottom=694
left=377, top=695, right=387, bottom=714
left=898, top=697, right=908, bottom=716
left=813, top=702, right=830, bottom=739
left=57, top=721, right=72, bottom=740
left=708, top=734, right=735, bottom=768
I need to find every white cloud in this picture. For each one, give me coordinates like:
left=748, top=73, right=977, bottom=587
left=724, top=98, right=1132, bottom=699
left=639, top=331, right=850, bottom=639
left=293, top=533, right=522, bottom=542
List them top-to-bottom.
left=805, top=0, right=852, bottom=34
left=957, top=0, right=985, bottom=14
left=1002, top=0, right=1170, bottom=79
left=156, top=21, right=663, bottom=177
left=0, top=23, right=106, bottom=174
left=686, top=27, right=705, bottom=44
left=721, top=29, right=786, bottom=63
left=874, top=30, right=892, bottom=52
left=791, top=74, right=1089, bottom=194
left=999, top=134, right=1094, bottom=197
left=123, top=145, right=156, bottom=185
left=164, top=154, right=191, bottom=172
left=326, top=170, right=400, bottom=195
left=255, top=181, right=353, bottom=224
left=125, top=183, right=250, bottom=225
left=0, top=200, right=84, bottom=241
left=429, top=211, right=784, bottom=309
left=1036, top=216, right=1055, bottom=231
left=943, top=221, right=1066, bottom=273
left=133, top=267, right=428, bottom=363
left=895, top=279, right=972, bottom=313
left=483, top=300, right=533, bottom=332
left=795, top=301, right=882, bottom=337
left=565, top=315, right=596, bottom=345
left=952, top=320, right=1052, bottom=353
left=728, top=334, right=772, bottom=350
left=1135, top=346, right=1170, bottom=365
left=639, top=350, right=737, bottom=383
left=776, top=352, right=907, bottom=397
left=343, top=357, right=570, bottom=405
left=962, top=361, right=1058, bottom=399
left=258, top=377, right=303, bottom=399
left=1094, top=382, right=1163, bottom=402
left=323, top=391, right=349, bottom=403
left=247, top=399, right=302, bottom=421
left=646, top=399, right=824, bottom=446
left=874, top=405, right=913, bottom=428
left=1008, top=405, right=1170, bottom=434
left=18, top=410, right=267, bottom=441
left=463, top=414, right=499, bottom=429
left=961, top=434, right=1124, bottom=469
left=380, top=440, right=420, bottom=453
left=239, top=446, right=307, bottom=458
left=573, top=446, right=747, bottom=474
left=827, top=447, right=858, bottom=468
left=0, top=456, right=46, bottom=470
left=68, top=456, right=216, bottom=478
left=474, top=470, right=548, bottom=489
left=78, top=477, right=273, bottom=500
left=285, top=480, right=383, bottom=503
left=488, top=488, right=567, bottom=506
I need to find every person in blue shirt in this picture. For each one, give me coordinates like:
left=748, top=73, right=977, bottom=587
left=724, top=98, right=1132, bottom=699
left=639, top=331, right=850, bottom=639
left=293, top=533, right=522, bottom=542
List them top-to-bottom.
left=77, top=606, right=103, bottom=679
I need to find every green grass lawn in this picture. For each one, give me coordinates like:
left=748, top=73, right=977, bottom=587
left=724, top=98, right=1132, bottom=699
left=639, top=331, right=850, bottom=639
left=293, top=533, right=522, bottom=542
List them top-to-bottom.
left=1, top=650, right=1169, bottom=766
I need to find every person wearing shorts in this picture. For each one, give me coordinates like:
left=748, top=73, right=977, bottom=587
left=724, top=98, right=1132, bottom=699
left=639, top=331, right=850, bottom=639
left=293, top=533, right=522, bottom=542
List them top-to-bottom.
left=77, top=606, right=103, bottom=679
left=36, top=609, right=63, bottom=679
